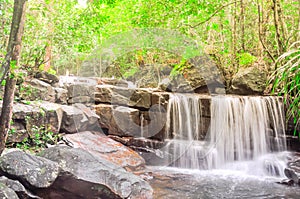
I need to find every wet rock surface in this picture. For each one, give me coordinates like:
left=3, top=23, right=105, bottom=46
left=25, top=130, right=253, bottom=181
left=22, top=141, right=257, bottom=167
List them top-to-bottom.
left=283, top=153, right=300, bottom=185
left=146, top=167, right=300, bottom=199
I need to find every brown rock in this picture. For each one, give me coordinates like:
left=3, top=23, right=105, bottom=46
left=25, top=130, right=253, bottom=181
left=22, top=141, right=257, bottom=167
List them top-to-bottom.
left=63, top=131, right=146, bottom=171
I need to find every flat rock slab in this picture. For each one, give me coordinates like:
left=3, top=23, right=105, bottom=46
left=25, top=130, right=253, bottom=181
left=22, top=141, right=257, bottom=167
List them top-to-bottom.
left=63, top=131, right=146, bottom=171
left=38, top=146, right=153, bottom=199
left=0, top=150, right=59, bottom=189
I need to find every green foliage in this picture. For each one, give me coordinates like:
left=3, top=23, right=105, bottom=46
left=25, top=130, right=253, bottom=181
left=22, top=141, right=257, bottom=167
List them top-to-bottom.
left=270, top=41, right=300, bottom=135
left=237, top=53, right=257, bottom=67
left=170, top=59, right=188, bottom=77
left=38, top=64, right=56, bottom=75
left=9, top=124, right=61, bottom=152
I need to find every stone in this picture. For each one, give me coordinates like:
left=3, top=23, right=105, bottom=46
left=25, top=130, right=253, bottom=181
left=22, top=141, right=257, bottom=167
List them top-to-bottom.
left=166, top=56, right=225, bottom=94
left=229, top=66, right=267, bottom=95
left=34, top=72, right=59, bottom=85
left=59, top=76, right=97, bottom=87
left=98, top=78, right=129, bottom=87
left=20, top=79, right=55, bottom=102
left=67, top=84, right=95, bottom=99
left=95, top=85, right=151, bottom=109
left=54, top=87, right=68, bottom=104
left=151, top=92, right=169, bottom=110
left=67, top=96, right=93, bottom=104
left=11, top=101, right=45, bottom=139
left=27, top=101, right=62, bottom=134
left=10, top=102, right=41, bottom=120
left=73, top=103, right=99, bottom=125
left=95, top=104, right=141, bottom=137
left=59, top=105, right=89, bottom=134
left=139, top=109, right=167, bottom=140
left=7, top=121, right=28, bottom=143
left=63, top=131, right=146, bottom=171
left=108, top=135, right=165, bottom=149
left=38, top=146, right=153, bottom=199
left=0, top=150, right=60, bottom=189
left=284, top=168, right=300, bottom=184
left=0, top=176, right=40, bottom=199
left=278, top=179, right=294, bottom=186
left=0, top=183, right=19, bottom=199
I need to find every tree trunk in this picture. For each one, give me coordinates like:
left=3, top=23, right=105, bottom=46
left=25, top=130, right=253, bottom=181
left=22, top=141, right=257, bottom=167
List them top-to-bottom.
left=0, top=0, right=27, bottom=154
left=240, top=0, right=245, bottom=52
left=272, top=0, right=283, bottom=55
left=232, top=1, right=238, bottom=72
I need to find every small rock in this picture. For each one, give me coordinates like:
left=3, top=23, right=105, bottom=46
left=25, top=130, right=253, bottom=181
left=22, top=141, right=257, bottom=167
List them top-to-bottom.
left=284, top=168, right=300, bottom=184
left=0, top=176, right=40, bottom=199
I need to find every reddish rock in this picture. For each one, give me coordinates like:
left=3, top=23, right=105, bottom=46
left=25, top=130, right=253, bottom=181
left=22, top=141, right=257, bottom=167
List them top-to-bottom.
left=63, top=131, right=146, bottom=171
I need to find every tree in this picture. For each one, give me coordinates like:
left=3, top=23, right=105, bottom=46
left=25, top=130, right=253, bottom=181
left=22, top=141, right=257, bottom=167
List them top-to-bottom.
left=0, top=0, right=27, bottom=154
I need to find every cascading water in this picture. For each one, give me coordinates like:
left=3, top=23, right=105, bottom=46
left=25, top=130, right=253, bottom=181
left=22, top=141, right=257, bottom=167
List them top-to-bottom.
left=165, top=94, right=287, bottom=176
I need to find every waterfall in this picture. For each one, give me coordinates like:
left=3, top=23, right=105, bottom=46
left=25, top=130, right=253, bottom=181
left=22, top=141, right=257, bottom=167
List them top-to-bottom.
left=165, top=94, right=287, bottom=174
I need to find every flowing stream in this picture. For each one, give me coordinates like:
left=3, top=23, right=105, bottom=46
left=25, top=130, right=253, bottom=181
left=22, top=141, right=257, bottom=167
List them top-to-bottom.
left=148, top=94, right=297, bottom=198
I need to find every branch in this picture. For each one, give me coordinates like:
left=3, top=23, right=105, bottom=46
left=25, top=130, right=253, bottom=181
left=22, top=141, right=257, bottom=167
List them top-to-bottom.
left=190, top=0, right=242, bottom=28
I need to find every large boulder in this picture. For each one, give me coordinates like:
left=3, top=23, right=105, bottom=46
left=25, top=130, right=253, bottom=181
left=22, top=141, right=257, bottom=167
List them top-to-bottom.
left=163, top=56, right=225, bottom=94
left=229, top=66, right=267, bottom=95
left=34, top=71, right=59, bottom=85
left=20, top=79, right=56, bottom=102
left=67, top=84, right=95, bottom=100
left=95, top=85, right=151, bottom=109
left=0, top=101, right=47, bottom=142
left=28, top=101, right=63, bottom=134
left=95, top=104, right=141, bottom=137
left=59, top=105, right=89, bottom=134
left=63, top=131, right=146, bottom=171
left=37, top=146, right=153, bottom=199
left=0, top=150, right=60, bottom=189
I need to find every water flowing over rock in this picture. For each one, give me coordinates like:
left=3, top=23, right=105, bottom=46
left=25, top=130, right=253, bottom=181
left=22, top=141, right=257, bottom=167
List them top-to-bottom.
left=165, top=94, right=287, bottom=173
left=37, top=146, right=153, bottom=199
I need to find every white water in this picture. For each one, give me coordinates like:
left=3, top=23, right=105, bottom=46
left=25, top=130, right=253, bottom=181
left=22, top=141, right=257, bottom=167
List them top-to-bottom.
left=165, top=94, right=287, bottom=176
